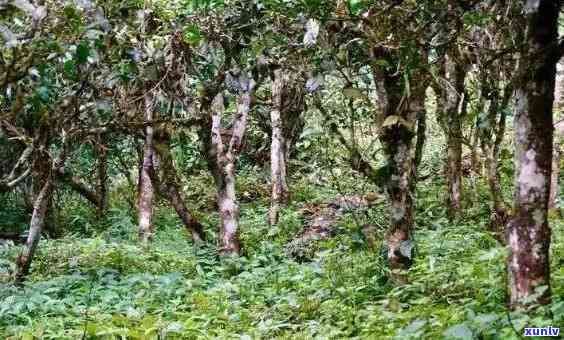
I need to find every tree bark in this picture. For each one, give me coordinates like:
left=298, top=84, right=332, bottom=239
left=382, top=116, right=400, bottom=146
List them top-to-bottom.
left=507, top=0, right=560, bottom=308
left=442, top=53, right=466, bottom=217
left=549, top=59, right=564, bottom=211
left=372, top=61, right=427, bottom=278
left=269, top=69, right=289, bottom=225
left=208, top=75, right=255, bottom=255
left=478, top=76, right=512, bottom=238
left=138, top=94, right=155, bottom=244
left=209, top=96, right=238, bottom=254
left=414, top=107, right=427, bottom=169
left=469, top=119, right=481, bottom=177
left=482, top=120, right=508, bottom=237
left=95, top=133, right=108, bottom=218
left=152, top=133, right=205, bottom=243
left=15, top=139, right=67, bottom=284
left=549, top=142, right=561, bottom=211
left=56, top=167, right=100, bottom=207
left=15, top=173, right=53, bottom=284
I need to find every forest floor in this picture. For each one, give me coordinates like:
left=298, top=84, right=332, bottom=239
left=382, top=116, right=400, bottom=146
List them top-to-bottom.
left=0, top=169, right=563, bottom=339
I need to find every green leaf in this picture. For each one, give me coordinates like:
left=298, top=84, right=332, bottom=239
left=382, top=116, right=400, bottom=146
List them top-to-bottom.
left=348, top=0, right=366, bottom=15
left=64, top=5, right=79, bottom=20
left=183, top=25, right=202, bottom=46
left=76, top=42, right=90, bottom=63
left=63, top=59, right=77, bottom=79
left=373, top=59, right=391, bottom=69
left=404, top=73, right=410, bottom=98
left=37, top=86, right=50, bottom=102
left=474, top=313, right=498, bottom=327
left=398, top=319, right=427, bottom=337
left=166, top=322, right=184, bottom=333
left=443, top=323, right=473, bottom=339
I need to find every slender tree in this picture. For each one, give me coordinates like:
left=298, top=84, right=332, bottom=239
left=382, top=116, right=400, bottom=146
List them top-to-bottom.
left=436, top=51, right=467, bottom=217
left=549, top=59, right=564, bottom=211
left=269, top=68, right=288, bottom=225
left=208, top=72, right=255, bottom=254
left=137, top=94, right=156, bottom=244
left=152, top=130, right=205, bottom=243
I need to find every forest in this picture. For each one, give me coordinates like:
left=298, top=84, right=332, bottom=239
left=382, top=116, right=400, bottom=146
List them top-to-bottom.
left=0, top=0, right=563, bottom=338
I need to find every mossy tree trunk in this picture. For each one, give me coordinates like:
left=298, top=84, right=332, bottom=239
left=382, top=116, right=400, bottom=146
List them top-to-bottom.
left=507, top=0, right=560, bottom=308
left=372, top=56, right=427, bottom=278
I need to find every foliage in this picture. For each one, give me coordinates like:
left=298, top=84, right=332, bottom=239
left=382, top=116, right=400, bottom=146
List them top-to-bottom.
left=1, top=167, right=562, bottom=338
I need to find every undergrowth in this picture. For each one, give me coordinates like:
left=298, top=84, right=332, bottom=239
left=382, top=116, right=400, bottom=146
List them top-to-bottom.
left=0, top=172, right=562, bottom=339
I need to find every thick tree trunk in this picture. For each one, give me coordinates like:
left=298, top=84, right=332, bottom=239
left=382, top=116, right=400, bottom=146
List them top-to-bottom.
left=507, top=0, right=560, bottom=308
left=373, top=62, right=426, bottom=277
left=269, top=69, right=289, bottom=225
left=138, top=94, right=155, bottom=244
left=382, top=94, right=424, bottom=275
left=446, top=131, right=462, bottom=214
left=152, top=133, right=205, bottom=243
left=215, top=161, right=240, bottom=255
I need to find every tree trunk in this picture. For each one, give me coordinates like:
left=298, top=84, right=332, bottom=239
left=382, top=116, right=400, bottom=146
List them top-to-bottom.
left=507, top=0, right=560, bottom=308
left=443, top=53, right=466, bottom=217
left=549, top=59, right=564, bottom=211
left=373, top=62, right=426, bottom=278
left=269, top=69, right=289, bottom=225
left=208, top=74, right=254, bottom=255
left=477, top=74, right=512, bottom=239
left=138, top=94, right=155, bottom=244
left=382, top=94, right=424, bottom=275
left=209, top=95, right=240, bottom=255
left=414, top=108, right=426, bottom=169
left=482, top=118, right=508, bottom=237
left=470, top=119, right=481, bottom=177
left=95, top=133, right=108, bottom=218
left=152, top=133, right=205, bottom=243
left=14, top=138, right=67, bottom=284
left=549, top=143, right=561, bottom=211
left=215, top=160, right=240, bottom=255
left=56, top=167, right=100, bottom=206
left=15, top=174, right=53, bottom=284
left=165, top=181, right=205, bottom=243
